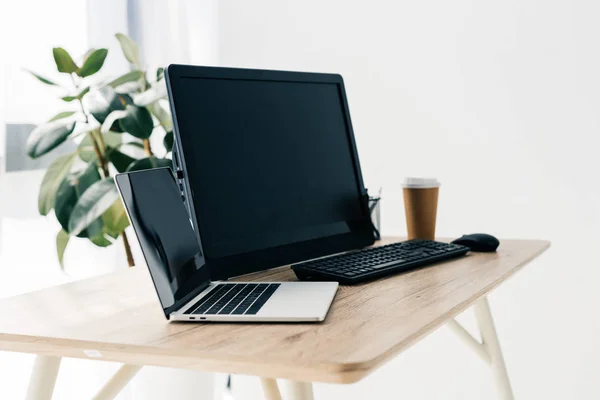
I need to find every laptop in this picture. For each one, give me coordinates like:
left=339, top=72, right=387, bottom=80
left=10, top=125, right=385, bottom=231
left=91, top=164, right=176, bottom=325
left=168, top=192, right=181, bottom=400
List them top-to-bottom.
left=115, top=168, right=338, bottom=322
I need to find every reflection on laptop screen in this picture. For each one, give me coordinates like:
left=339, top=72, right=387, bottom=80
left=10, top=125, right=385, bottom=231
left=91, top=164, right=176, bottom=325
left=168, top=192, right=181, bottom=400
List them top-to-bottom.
left=116, top=168, right=210, bottom=315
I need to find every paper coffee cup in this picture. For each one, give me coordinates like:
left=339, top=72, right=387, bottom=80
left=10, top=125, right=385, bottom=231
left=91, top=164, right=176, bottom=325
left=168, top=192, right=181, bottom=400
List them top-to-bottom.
left=402, top=178, right=440, bottom=240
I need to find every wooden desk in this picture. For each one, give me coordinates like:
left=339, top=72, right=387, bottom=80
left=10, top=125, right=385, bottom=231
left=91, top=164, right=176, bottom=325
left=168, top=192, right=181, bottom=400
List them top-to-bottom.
left=0, top=237, right=549, bottom=400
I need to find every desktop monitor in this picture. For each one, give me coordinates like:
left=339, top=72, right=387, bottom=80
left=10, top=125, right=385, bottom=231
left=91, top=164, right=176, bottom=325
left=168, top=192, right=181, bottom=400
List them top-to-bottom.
left=165, top=65, right=374, bottom=280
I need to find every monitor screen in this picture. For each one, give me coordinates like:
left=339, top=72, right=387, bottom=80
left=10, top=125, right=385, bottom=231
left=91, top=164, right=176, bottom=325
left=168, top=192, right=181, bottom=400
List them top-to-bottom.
left=167, top=66, right=373, bottom=278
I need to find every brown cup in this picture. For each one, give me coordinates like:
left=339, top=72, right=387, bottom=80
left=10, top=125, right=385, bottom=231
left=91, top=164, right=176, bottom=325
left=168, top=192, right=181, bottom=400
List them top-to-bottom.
left=402, top=178, right=440, bottom=240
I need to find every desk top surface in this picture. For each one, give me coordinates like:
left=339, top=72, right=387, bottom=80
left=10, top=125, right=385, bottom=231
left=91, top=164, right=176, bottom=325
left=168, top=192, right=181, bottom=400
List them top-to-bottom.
left=0, top=237, right=549, bottom=383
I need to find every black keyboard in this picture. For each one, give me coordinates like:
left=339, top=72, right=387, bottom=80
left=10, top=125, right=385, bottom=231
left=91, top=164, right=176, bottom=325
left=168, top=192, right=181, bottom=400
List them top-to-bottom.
left=292, top=240, right=469, bottom=284
left=186, top=283, right=280, bottom=315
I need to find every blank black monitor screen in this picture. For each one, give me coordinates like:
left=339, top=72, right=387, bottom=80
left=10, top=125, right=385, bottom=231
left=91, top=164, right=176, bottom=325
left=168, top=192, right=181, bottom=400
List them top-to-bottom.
left=168, top=67, right=373, bottom=278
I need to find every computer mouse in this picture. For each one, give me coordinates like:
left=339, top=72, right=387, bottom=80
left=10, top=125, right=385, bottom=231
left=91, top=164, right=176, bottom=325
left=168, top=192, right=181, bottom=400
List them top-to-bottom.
left=451, top=233, right=499, bottom=252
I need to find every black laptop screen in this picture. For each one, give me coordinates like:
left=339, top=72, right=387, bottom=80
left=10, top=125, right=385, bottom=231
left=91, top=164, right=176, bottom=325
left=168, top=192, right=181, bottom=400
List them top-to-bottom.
left=173, top=77, right=367, bottom=257
left=115, top=169, right=211, bottom=317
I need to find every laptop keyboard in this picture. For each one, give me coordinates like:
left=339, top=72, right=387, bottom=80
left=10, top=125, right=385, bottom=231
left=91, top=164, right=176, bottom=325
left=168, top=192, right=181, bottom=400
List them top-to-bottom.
left=186, top=283, right=280, bottom=315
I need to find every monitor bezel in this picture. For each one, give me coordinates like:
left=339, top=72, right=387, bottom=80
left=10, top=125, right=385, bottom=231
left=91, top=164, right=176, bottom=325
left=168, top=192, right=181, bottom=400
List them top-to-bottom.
left=165, top=64, right=374, bottom=280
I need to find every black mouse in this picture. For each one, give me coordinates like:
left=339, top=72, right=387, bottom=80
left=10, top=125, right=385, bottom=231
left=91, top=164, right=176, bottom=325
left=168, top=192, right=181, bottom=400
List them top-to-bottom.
left=452, top=233, right=499, bottom=252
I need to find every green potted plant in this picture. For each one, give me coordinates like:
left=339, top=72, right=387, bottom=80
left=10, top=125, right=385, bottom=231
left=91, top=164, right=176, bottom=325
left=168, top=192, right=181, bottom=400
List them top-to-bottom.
left=25, top=33, right=173, bottom=268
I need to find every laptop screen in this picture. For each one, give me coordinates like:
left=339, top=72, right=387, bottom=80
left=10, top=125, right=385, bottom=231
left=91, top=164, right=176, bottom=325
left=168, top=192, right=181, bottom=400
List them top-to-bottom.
left=167, top=66, right=374, bottom=279
left=115, top=168, right=211, bottom=317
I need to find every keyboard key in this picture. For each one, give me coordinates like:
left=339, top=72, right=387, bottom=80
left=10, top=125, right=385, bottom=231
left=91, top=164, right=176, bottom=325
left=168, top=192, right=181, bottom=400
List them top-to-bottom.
left=191, top=284, right=232, bottom=314
left=206, top=284, right=246, bottom=314
left=218, top=284, right=257, bottom=315
left=245, top=284, right=280, bottom=315
left=185, top=285, right=220, bottom=313
left=231, top=285, right=266, bottom=314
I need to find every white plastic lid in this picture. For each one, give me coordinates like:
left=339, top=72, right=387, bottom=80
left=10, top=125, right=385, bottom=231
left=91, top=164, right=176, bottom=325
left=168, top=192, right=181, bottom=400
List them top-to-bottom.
left=402, top=177, right=441, bottom=189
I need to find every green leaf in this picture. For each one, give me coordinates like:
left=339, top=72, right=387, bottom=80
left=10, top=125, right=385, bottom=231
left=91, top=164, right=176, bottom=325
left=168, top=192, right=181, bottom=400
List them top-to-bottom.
left=115, top=33, right=140, bottom=67
left=53, top=47, right=79, bottom=74
left=78, top=48, right=108, bottom=77
left=82, top=48, right=96, bottom=63
left=156, top=67, right=164, bottom=81
left=25, top=69, right=57, bottom=86
left=107, top=70, right=144, bottom=88
left=133, top=81, right=167, bottom=106
left=61, top=86, right=90, bottom=102
left=78, top=86, right=90, bottom=99
left=83, top=86, right=127, bottom=124
left=147, top=101, right=172, bottom=132
left=119, top=106, right=154, bottom=139
left=100, top=110, right=128, bottom=134
left=48, top=111, right=76, bottom=122
left=27, top=120, right=76, bottom=158
left=108, top=120, right=125, bottom=133
left=78, top=131, right=122, bottom=163
left=102, top=131, right=123, bottom=148
left=163, top=131, right=174, bottom=153
left=78, top=139, right=96, bottom=163
left=118, top=141, right=146, bottom=159
left=122, top=141, right=145, bottom=149
left=108, top=148, right=136, bottom=172
left=78, top=150, right=95, bottom=163
left=37, top=152, right=78, bottom=215
left=126, top=156, right=172, bottom=172
left=55, top=163, right=103, bottom=236
left=54, top=177, right=78, bottom=229
left=68, top=178, right=119, bottom=236
left=102, top=200, right=130, bottom=236
left=105, top=227, right=119, bottom=239
left=56, top=230, right=70, bottom=269
left=90, top=232, right=113, bottom=247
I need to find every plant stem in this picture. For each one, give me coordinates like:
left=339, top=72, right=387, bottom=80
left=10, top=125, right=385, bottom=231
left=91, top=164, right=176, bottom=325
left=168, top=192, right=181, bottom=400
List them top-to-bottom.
left=141, top=71, right=149, bottom=91
left=70, top=73, right=135, bottom=268
left=69, top=74, right=89, bottom=124
left=77, top=99, right=89, bottom=123
left=89, top=130, right=135, bottom=267
left=95, top=130, right=106, bottom=156
left=89, top=131, right=109, bottom=178
left=143, top=139, right=153, bottom=156
left=121, top=230, right=135, bottom=267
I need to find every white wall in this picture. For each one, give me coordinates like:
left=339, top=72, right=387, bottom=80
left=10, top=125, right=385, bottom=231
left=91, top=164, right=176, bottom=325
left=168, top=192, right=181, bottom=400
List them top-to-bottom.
left=0, top=0, right=89, bottom=124
left=0, top=0, right=88, bottom=172
left=87, top=0, right=130, bottom=79
left=127, top=0, right=219, bottom=72
left=218, top=1, right=600, bottom=399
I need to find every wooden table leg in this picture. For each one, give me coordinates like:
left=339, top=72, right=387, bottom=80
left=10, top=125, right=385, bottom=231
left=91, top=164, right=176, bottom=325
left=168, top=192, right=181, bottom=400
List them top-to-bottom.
left=447, top=296, right=515, bottom=400
left=474, top=296, right=515, bottom=400
left=26, top=355, right=62, bottom=400
left=92, top=364, right=142, bottom=400
left=260, top=377, right=283, bottom=400
left=282, top=380, right=315, bottom=400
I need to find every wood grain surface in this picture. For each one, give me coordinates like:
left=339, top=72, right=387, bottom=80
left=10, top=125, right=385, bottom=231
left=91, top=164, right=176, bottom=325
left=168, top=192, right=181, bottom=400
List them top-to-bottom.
left=0, top=237, right=549, bottom=383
